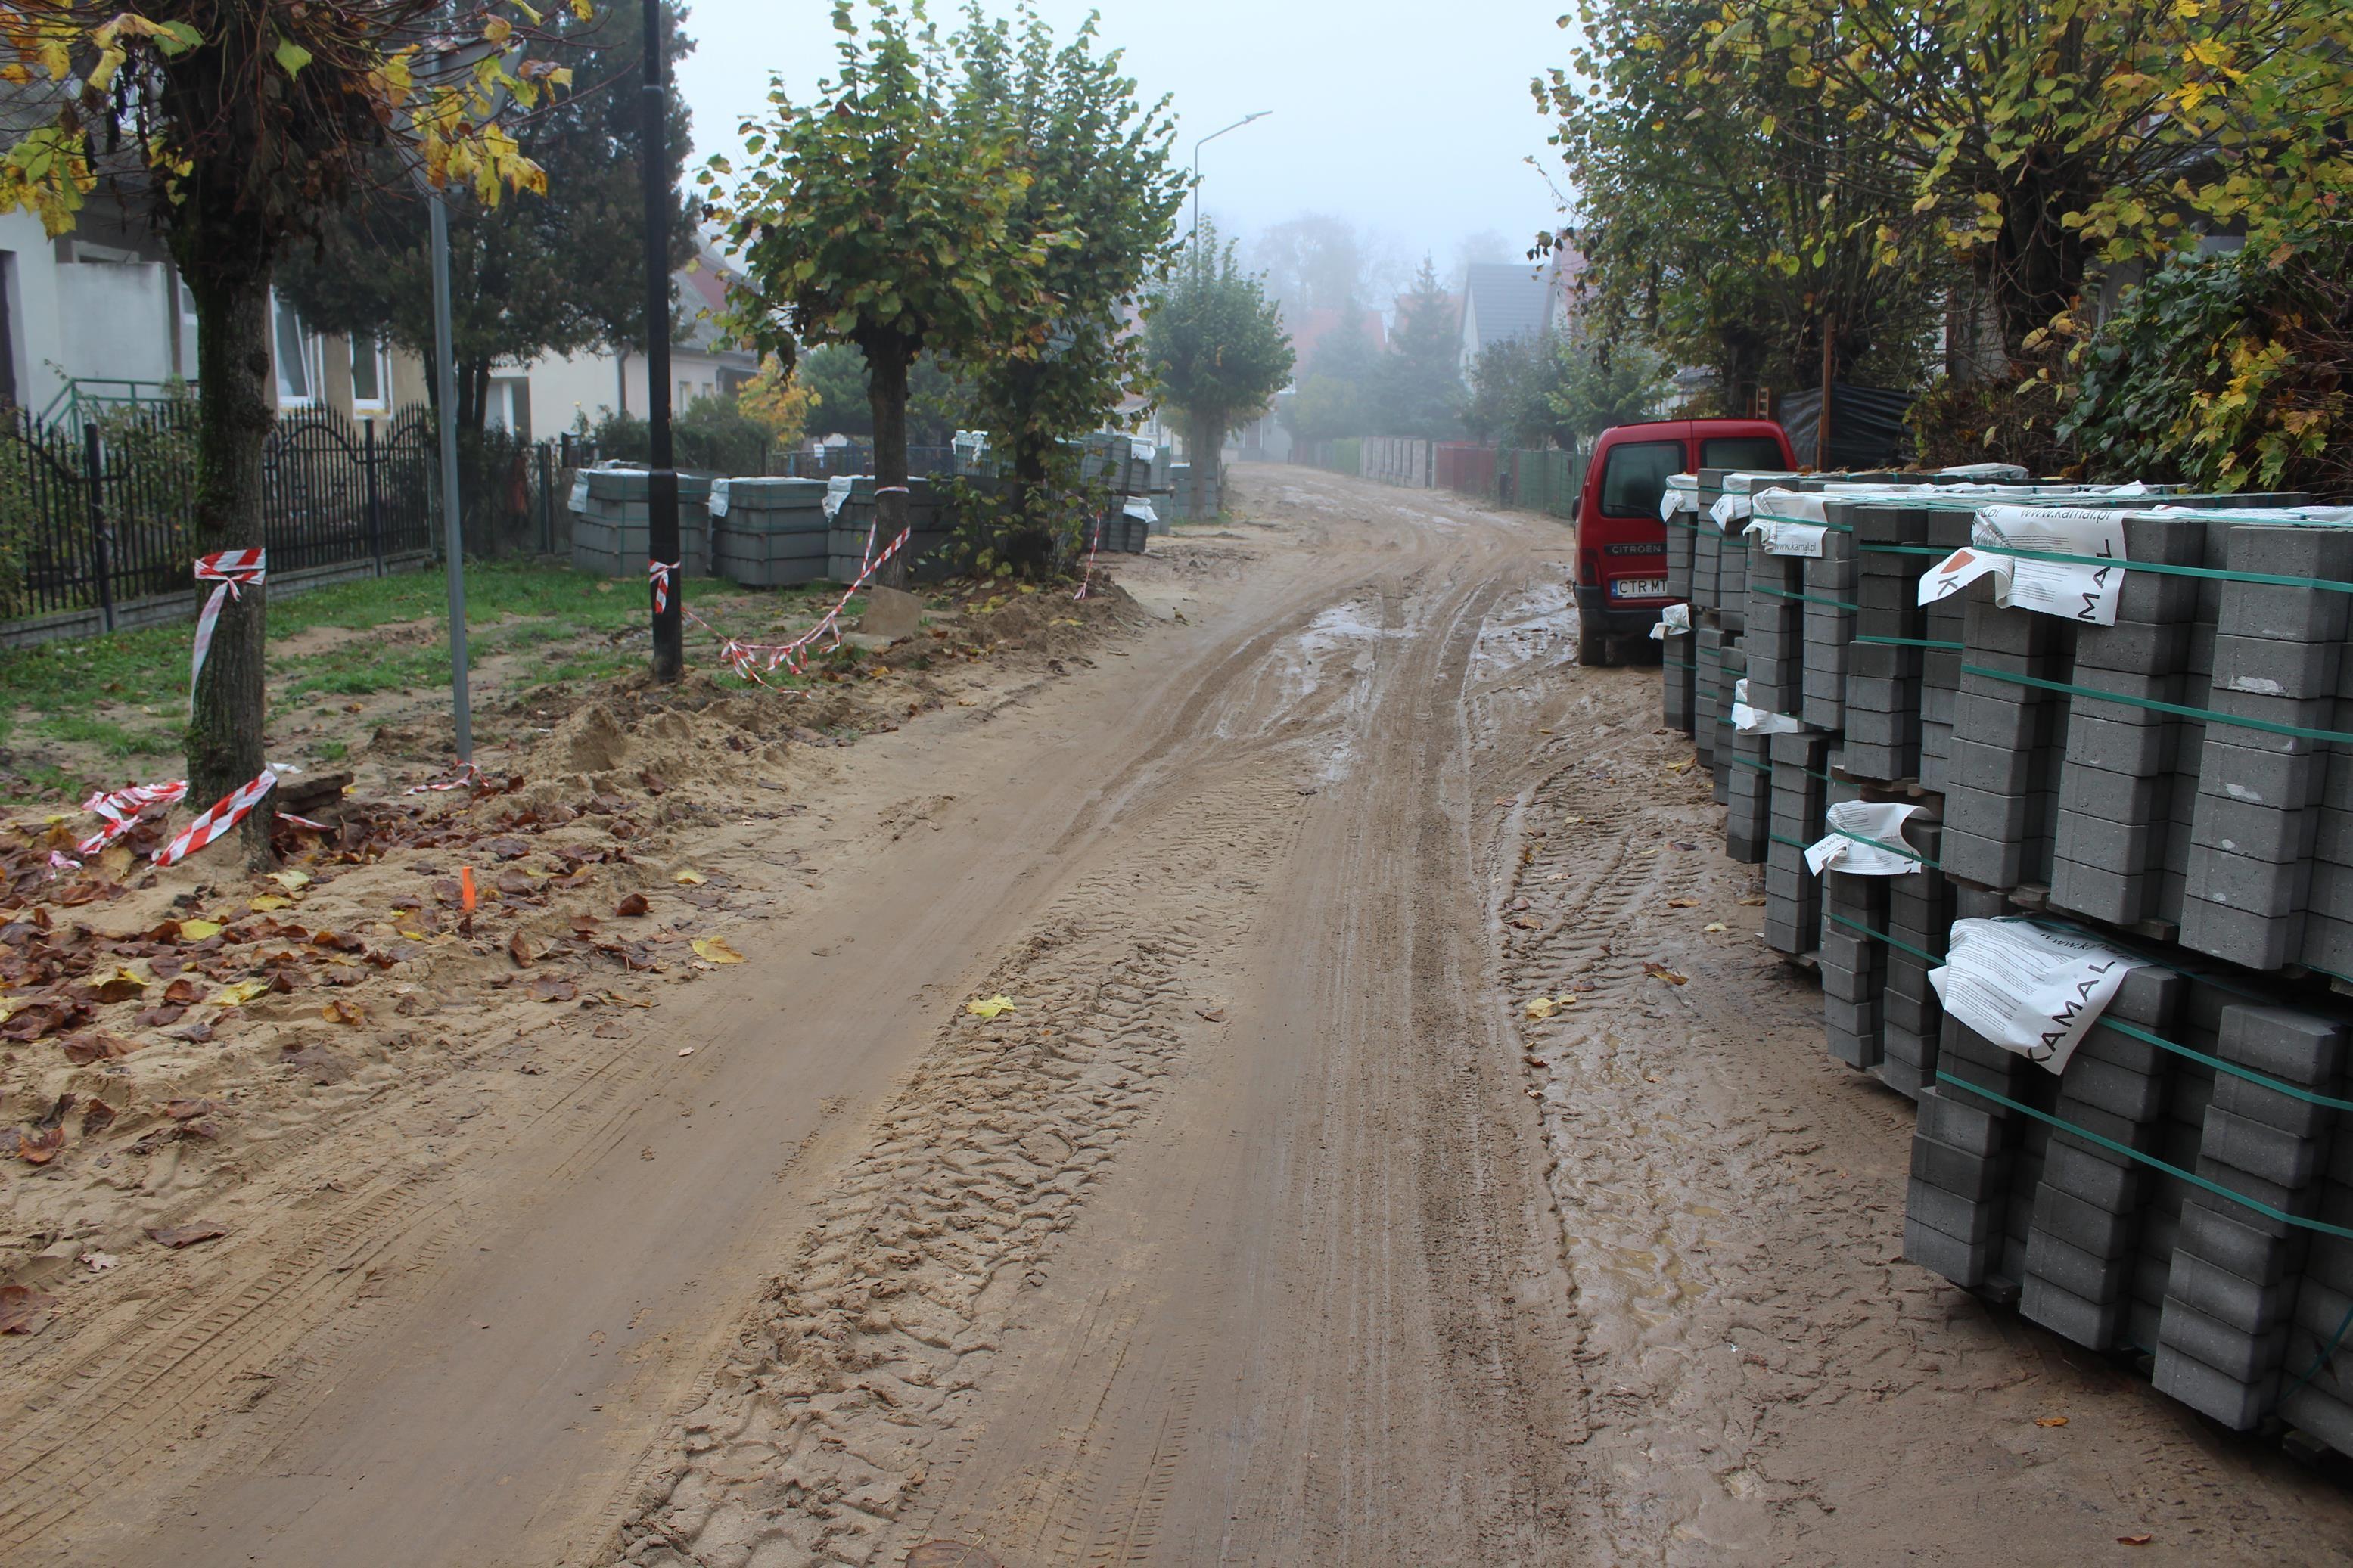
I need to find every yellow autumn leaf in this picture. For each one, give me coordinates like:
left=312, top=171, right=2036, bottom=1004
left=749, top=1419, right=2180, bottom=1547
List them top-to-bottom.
left=268, top=869, right=312, bottom=892
left=674, top=870, right=708, bottom=885
left=249, top=895, right=291, bottom=911
left=179, top=918, right=225, bottom=941
left=1705, top=922, right=1729, bottom=933
left=691, top=936, right=744, bottom=964
left=210, top=980, right=271, bottom=1007
left=966, top=995, right=1015, bottom=1019
left=1525, top=997, right=1557, bottom=1021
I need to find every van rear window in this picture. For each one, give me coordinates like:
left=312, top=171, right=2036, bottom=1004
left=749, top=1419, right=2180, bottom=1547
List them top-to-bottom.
left=1700, top=435, right=1787, bottom=470
left=1598, top=440, right=1682, bottom=519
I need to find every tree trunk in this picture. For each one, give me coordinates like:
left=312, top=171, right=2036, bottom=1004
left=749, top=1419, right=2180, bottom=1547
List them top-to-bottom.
left=181, top=259, right=276, bottom=867
left=865, top=337, right=913, bottom=591
left=1189, top=411, right=1221, bottom=520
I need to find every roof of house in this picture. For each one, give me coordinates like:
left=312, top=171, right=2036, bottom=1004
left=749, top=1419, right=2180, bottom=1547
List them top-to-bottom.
left=1460, top=262, right=1554, bottom=351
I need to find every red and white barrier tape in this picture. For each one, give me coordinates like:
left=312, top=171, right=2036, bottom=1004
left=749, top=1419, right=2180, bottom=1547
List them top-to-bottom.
left=1074, top=514, right=1105, bottom=601
left=682, top=525, right=914, bottom=685
left=188, top=550, right=266, bottom=714
left=648, top=559, right=679, bottom=615
left=405, top=760, right=483, bottom=795
left=154, top=766, right=282, bottom=867
left=77, top=779, right=189, bottom=855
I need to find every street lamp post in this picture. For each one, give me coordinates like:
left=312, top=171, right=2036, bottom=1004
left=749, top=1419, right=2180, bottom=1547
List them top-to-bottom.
left=642, top=0, right=682, bottom=682
left=1192, top=110, right=1272, bottom=244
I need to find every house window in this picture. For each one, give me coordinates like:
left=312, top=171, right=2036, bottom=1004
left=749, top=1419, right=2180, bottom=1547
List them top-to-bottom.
left=272, top=292, right=318, bottom=406
left=351, top=337, right=389, bottom=411
left=679, top=379, right=693, bottom=408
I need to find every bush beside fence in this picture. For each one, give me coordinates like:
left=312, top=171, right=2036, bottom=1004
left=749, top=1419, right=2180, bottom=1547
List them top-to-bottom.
left=1293, top=438, right=1585, bottom=518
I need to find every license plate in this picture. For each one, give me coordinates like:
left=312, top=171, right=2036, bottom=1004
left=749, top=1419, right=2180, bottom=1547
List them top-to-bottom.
left=1611, top=577, right=1669, bottom=600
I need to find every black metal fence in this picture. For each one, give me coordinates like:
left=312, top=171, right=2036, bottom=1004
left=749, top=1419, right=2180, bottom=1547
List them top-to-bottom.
left=0, top=401, right=439, bottom=628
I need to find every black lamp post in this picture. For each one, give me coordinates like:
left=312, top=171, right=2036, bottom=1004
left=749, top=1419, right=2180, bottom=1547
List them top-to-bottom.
left=642, top=0, right=682, bottom=681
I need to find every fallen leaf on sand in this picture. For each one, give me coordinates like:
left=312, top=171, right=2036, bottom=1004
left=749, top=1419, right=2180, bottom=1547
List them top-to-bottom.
left=1666, top=757, right=1694, bottom=773
left=1562, top=815, right=1584, bottom=825
left=268, top=869, right=312, bottom=892
left=674, top=869, right=707, bottom=886
left=614, top=893, right=651, bottom=918
left=248, top=895, right=292, bottom=912
left=1737, top=895, right=1767, bottom=907
left=1667, top=898, right=1699, bottom=908
left=1510, top=914, right=1541, bottom=930
left=179, top=918, right=224, bottom=941
left=1705, top=922, right=1729, bottom=933
left=508, top=931, right=536, bottom=967
left=692, top=936, right=745, bottom=965
left=1642, top=961, right=1688, bottom=986
left=162, top=977, right=204, bottom=1004
left=528, top=977, right=580, bottom=1004
left=210, top=980, right=272, bottom=1008
left=966, top=995, right=1015, bottom=1020
left=1525, top=997, right=1557, bottom=1020
left=322, top=998, right=365, bottom=1026
left=1195, top=1007, right=1226, bottom=1023
left=61, top=1032, right=136, bottom=1065
left=677, top=1046, right=695, bottom=1057
left=164, top=1098, right=216, bottom=1119
left=81, top=1101, right=116, bottom=1135
left=14, top=1123, right=65, bottom=1164
left=145, top=1222, right=226, bottom=1248
left=79, top=1250, right=117, bottom=1271
left=0, top=1284, right=56, bottom=1335
left=2034, top=1416, right=2069, bottom=1428
left=2117, top=1535, right=2153, bottom=1547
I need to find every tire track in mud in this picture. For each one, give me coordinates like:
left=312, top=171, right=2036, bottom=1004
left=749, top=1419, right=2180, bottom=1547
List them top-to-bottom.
left=1491, top=667, right=2353, bottom=1563
left=613, top=775, right=1302, bottom=1568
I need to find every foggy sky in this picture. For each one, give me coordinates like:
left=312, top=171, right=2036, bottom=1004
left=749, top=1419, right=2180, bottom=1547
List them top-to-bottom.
left=673, top=0, right=1574, bottom=278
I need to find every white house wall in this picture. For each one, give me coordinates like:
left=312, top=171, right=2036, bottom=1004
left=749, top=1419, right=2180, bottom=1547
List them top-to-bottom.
left=0, top=209, right=68, bottom=410
left=58, top=261, right=176, bottom=389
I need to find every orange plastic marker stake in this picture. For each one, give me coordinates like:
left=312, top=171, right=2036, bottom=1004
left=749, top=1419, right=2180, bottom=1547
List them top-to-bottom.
left=459, top=866, right=477, bottom=935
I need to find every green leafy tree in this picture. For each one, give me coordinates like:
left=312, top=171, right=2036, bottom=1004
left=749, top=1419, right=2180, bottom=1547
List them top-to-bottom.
left=278, top=0, right=697, bottom=439
left=707, top=0, right=1044, bottom=588
left=1536, top=0, right=1947, bottom=412
left=1, top=1, right=573, bottom=862
left=953, top=3, right=1186, bottom=574
left=1142, top=224, right=1294, bottom=518
left=1375, top=257, right=1463, bottom=438
left=1280, top=312, right=1382, bottom=446
left=1547, top=338, right=1671, bottom=452
left=797, top=343, right=972, bottom=446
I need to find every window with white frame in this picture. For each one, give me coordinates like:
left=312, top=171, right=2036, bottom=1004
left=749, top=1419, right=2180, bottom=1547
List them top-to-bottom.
left=272, top=291, right=319, bottom=406
left=350, top=336, right=389, bottom=411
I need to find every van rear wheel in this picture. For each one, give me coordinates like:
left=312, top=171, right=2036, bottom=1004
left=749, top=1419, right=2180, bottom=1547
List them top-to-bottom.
left=1577, top=613, right=1611, bottom=668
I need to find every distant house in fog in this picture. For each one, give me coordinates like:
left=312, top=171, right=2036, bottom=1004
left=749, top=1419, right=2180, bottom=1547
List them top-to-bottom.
left=1456, top=253, right=1587, bottom=376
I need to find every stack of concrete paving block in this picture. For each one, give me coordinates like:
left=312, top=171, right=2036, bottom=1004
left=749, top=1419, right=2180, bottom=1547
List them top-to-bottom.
left=570, top=466, right=713, bottom=578
left=1691, top=472, right=1725, bottom=624
left=1665, top=474, right=1699, bottom=602
left=1662, top=475, right=1700, bottom=735
left=710, top=477, right=829, bottom=588
left=828, top=477, right=953, bottom=584
left=1802, top=501, right=1860, bottom=734
left=2179, top=526, right=2353, bottom=970
left=1742, top=538, right=1807, bottom=716
left=1937, top=582, right=2075, bottom=893
left=1694, top=625, right=1724, bottom=773
left=1711, top=637, right=1745, bottom=808
left=1725, top=719, right=1770, bottom=865
left=1763, top=731, right=1832, bottom=958
left=1876, top=821, right=1955, bottom=1100
left=1820, top=866, right=1890, bottom=1069
left=2153, top=1001, right=2346, bottom=1427
left=2282, top=1140, right=2353, bottom=1453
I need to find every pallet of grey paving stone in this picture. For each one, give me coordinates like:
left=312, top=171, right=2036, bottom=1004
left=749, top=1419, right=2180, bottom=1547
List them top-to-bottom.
left=1692, top=473, right=1725, bottom=623
left=711, top=477, right=830, bottom=588
left=827, top=477, right=954, bottom=584
left=1802, top=498, right=1860, bottom=734
left=1743, top=536, right=1806, bottom=717
left=1694, top=625, right=1724, bottom=772
left=1663, top=629, right=1697, bottom=734
left=1710, top=633, right=1745, bottom=805
left=1726, top=722, right=1770, bottom=865
left=1764, top=731, right=1832, bottom=958
left=1873, top=819, right=1954, bottom=1101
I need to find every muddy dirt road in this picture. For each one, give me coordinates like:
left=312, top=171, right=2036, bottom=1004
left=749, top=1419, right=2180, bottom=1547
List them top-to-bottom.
left=17, top=466, right=2352, bottom=1565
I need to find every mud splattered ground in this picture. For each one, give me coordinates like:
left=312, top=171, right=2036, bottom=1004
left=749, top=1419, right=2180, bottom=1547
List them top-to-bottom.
left=5, top=467, right=2350, bottom=1566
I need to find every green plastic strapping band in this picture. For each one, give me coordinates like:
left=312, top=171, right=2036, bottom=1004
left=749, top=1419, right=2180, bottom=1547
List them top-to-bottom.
left=1858, top=538, right=2353, bottom=595
left=1753, top=584, right=1862, bottom=611
left=1857, top=635, right=1964, bottom=650
left=1961, top=663, right=2353, bottom=747
left=1722, top=752, right=1772, bottom=773
left=1828, top=825, right=1943, bottom=870
left=1769, top=832, right=1811, bottom=853
left=1823, top=910, right=1943, bottom=965
left=2097, top=1017, right=2353, bottom=1113
left=1933, top=1072, right=2353, bottom=1243
left=2286, top=1303, right=2353, bottom=1399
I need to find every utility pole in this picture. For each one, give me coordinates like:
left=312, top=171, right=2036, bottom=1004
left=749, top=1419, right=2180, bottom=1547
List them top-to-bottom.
left=642, top=0, right=682, bottom=682
left=429, top=194, right=473, bottom=760
left=1817, top=315, right=1835, bottom=471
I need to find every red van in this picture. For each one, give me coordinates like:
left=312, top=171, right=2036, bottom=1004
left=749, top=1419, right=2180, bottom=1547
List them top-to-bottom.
left=1572, top=417, right=1795, bottom=665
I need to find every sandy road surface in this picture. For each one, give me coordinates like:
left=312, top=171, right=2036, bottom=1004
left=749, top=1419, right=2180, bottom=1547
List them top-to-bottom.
left=18, top=466, right=2352, bottom=1565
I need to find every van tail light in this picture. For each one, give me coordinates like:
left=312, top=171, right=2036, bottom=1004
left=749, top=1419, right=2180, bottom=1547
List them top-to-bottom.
left=1580, top=548, right=1601, bottom=587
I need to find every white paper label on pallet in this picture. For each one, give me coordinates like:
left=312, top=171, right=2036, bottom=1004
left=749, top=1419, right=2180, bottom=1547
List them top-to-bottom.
left=1935, top=461, right=2031, bottom=482
left=567, top=471, right=589, bottom=514
left=822, top=474, right=854, bottom=520
left=709, top=477, right=730, bottom=519
left=1661, top=477, right=1699, bottom=520
left=1708, top=492, right=1752, bottom=529
left=1123, top=498, right=1158, bottom=524
left=1917, top=505, right=2129, bottom=626
left=1743, top=517, right=1828, bottom=557
left=1649, top=602, right=1692, bottom=640
left=1730, top=678, right=1805, bottom=734
left=1804, top=800, right=1926, bottom=875
left=1928, top=918, right=2137, bottom=1076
